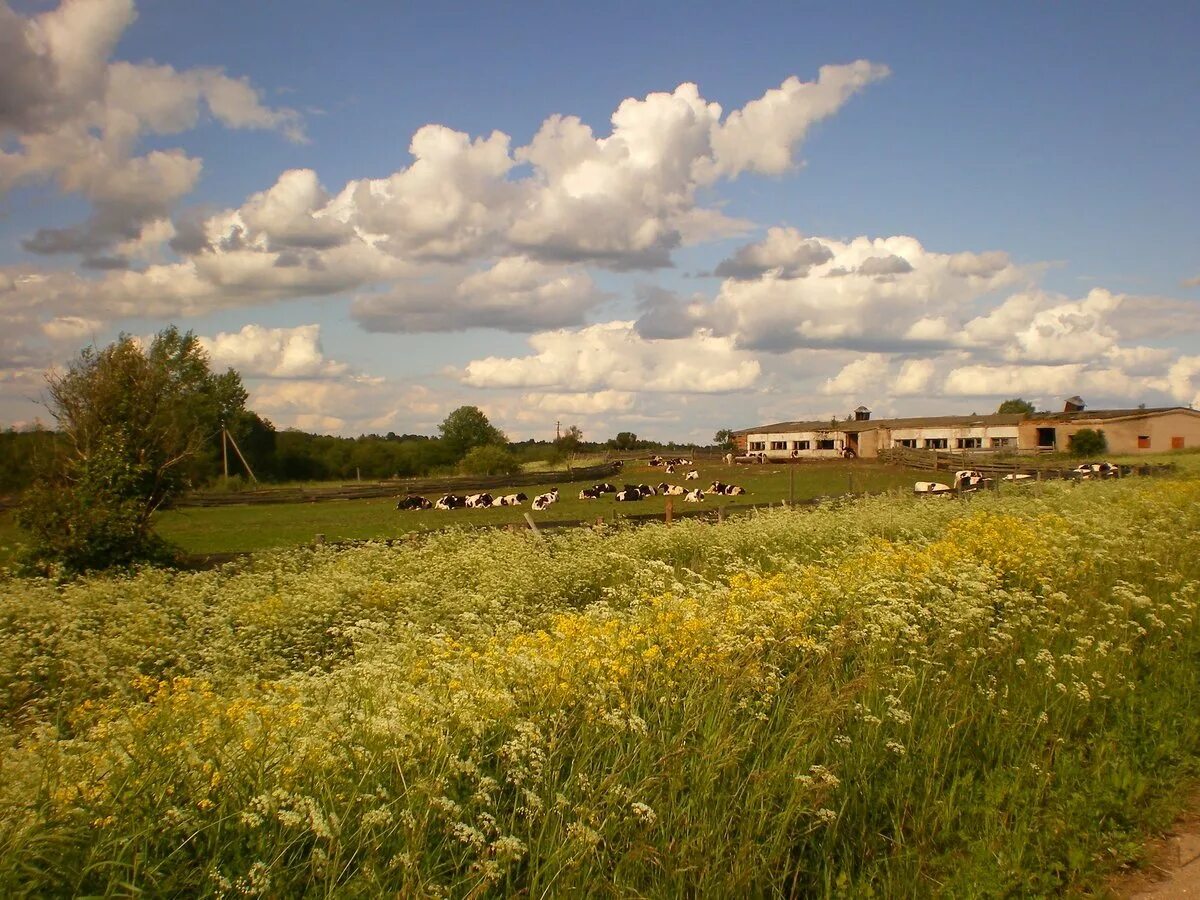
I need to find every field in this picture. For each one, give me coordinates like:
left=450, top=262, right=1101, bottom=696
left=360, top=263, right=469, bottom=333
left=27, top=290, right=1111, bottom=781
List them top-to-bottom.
left=2, top=459, right=926, bottom=564
left=1, top=473, right=1199, bottom=895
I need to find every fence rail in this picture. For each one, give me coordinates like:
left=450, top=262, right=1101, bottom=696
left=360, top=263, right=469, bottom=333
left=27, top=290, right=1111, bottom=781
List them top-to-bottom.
left=877, top=446, right=1176, bottom=479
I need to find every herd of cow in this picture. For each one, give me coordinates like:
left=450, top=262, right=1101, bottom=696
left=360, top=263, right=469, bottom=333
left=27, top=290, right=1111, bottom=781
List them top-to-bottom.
left=394, top=458, right=748, bottom=513
left=914, top=461, right=1122, bottom=495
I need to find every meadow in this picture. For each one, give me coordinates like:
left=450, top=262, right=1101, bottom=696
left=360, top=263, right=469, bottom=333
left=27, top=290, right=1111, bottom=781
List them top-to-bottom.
left=1, top=459, right=924, bottom=563
left=1, top=473, right=1198, bottom=895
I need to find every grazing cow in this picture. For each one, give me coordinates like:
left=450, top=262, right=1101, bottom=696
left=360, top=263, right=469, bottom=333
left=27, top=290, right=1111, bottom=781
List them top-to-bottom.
left=684, top=470, right=700, bottom=480
left=913, top=481, right=953, bottom=495
left=594, top=482, right=618, bottom=494
left=658, top=483, right=686, bottom=496
left=579, top=487, right=601, bottom=500
left=531, top=488, right=559, bottom=511
left=615, top=488, right=643, bottom=501
left=683, top=489, right=705, bottom=502
left=495, top=492, right=528, bottom=506
left=465, top=493, right=494, bottom=509
left=435, top=494, right=466, bottom=509
left=395, top=495, right=432, bottom=510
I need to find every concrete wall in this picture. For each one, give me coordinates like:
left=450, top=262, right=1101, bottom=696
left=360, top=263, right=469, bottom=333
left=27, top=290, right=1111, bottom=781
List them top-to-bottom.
left=1020, top=411, right=1200, bottom=453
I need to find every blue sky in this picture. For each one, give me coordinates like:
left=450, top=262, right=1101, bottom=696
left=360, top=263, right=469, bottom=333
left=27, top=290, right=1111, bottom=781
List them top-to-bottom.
left=2, top=0, right=1198, bottom=440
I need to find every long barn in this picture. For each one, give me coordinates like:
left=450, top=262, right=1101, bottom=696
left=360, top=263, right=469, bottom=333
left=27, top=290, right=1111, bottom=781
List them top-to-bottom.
left=733, top=401, right=1200, bottom=459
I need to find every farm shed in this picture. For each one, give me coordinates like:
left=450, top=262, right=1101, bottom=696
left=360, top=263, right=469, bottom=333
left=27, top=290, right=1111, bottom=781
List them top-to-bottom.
left=1020, top=406, right=1200, bottom=453
left=734, top=410, right=1024, bottom=460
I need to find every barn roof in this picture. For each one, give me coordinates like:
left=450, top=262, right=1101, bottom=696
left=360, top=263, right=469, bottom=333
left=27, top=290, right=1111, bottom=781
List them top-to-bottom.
left=733, top=406, right=1199, bottom=436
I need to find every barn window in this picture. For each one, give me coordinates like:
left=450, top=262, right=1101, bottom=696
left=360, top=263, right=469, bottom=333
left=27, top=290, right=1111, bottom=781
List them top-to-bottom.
left=1137, top=435, right=1150, bottom=449
left=1172, top=436, right=1185, bottom=450
left=956, top=437, right=982, bottom=449
left=990, top=437, right=1013, bottom=448
left=924, top=438, right=948, bottom=449
left=816, top=439, right=836, bottom=450
left=895, top=439, right=917, bottom=448
left=793, top=440, right=810, bottom=450
left=749, top=441, right=766, bottom=451
left=770, top=441, right=787, bottom=450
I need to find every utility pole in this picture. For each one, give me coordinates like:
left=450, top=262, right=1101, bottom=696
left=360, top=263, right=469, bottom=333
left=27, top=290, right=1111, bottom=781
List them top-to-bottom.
left=555, top=420, right=561, bottom=441
left=221, top=424, right=229, bottom=480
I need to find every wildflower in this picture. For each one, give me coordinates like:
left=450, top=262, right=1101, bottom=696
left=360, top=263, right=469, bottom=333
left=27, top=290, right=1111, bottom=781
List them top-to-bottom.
left=630, top=801, right=658, bottom=825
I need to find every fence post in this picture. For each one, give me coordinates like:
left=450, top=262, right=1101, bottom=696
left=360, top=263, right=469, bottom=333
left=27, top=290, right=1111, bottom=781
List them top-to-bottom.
left=664, top=497, right=673, bottom=525
left=718, top=505, right=725, bottom=524
left=523, top=513, right=542, bottom=538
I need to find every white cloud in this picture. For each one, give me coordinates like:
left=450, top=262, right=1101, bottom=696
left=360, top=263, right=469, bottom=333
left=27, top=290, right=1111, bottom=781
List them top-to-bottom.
left=0, top=0, right=302, bottom=257
left=352, top=256, right=606, bottom=333
left=461, top=321, right=761, bottom=393
left=200, top=324, right=349, bottom=379
left=518, top=390, right=636, bottom=416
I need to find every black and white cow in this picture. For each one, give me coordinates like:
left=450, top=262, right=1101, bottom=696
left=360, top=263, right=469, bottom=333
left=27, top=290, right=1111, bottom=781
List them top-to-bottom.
left=648, top=455, right=665, bottom=467
left=665, top=464, right=675, bottom=474
left=684, top=470, right=700, bottom=480
left=708, top=481, right=747, bottom=496
left=913, top=481, right=952, bottom=495
left=593, top=482, right=618, bottom=494
left=638, top=483, right=656, bottom=497
left=657, top=483, right=686, bottom=496
left=579, top=487, right=601, bottom=500
left=531, top=488, right=559, bottom=511
left=615, top=488, right=643, bottom=501
left=683, top=489, right=705, bottom=502
left=495, top=492, right=528, bottom=506
left=465, top=493, right=494, bottom=509
left=435, top=494, right=467, bottom=509
left=396, top=495, right=432, bottom=510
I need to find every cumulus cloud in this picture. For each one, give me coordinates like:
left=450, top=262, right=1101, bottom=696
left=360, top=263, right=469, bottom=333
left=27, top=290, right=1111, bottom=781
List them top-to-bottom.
left=0, top=0, right=302, bottom=257
left=713, top=227, right=833, bottom=280
left=708, top=234, right=1025, bottom=352
left=351, top=256, right=606, bottom=333
left=632, top=286, right=710, bottom=340
left=461, top=321, right=761, bottom=393
left=199, top=324, right=349, bottom=379
left=518, top=390, right=636, bottom=415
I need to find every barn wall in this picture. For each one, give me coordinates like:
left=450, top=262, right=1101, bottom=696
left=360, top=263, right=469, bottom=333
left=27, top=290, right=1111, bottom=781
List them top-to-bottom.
left=1020, top=411, right=1200, bottom=453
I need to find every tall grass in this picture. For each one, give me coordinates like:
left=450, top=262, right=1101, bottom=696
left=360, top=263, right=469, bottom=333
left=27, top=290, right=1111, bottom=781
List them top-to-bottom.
left=0, top=478, right=1198, bottom=895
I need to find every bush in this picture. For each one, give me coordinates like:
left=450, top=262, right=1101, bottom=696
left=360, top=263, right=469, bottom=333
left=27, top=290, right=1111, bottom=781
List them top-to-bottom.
left=1068, top=428, right=1107, bottom=457
left=458, top=444, right=521, bottom=476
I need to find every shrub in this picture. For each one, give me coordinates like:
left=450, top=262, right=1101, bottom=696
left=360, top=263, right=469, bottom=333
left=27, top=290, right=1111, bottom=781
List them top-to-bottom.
left=1068, top=427, right=1107, bottom=456
left=458, top=444, right=521, bottom=476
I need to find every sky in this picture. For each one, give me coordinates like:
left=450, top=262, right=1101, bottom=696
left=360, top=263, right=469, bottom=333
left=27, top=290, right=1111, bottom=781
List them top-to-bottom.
left=1, top=0, right=1198, bottom=442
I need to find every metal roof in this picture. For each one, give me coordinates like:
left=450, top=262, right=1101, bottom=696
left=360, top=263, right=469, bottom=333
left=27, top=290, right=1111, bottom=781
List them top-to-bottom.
left=733, top=406, right=1198, bottom=436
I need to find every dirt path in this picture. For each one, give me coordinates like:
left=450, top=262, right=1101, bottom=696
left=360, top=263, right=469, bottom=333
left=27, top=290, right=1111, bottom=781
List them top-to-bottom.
left=1112, top=798, right=1200, bottom=897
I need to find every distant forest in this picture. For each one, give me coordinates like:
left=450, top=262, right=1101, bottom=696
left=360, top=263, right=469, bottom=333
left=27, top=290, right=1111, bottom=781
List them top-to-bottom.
left=0, top=425, right=704, bottom=495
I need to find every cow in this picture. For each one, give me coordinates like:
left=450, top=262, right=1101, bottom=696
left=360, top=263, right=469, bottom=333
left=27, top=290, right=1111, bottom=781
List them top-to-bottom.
left=648, top=455, right=664, bottom=467
left=1074, top=462, right=1119, bottom=479
left=665, top=465, right=675, bottom=474
left=684, top=470, right=700, bottom=480
left=953, top=470, right=990, bottom=492
left=1002, top=473, right=1034, bottom=483
left=708, top=481, right=745, bottom=496
left=913, top=481, right=952, bottom=495
left=594, top=483, right=618, bottom=494
left=658, top=483, right=686, bottom=496
left=638, top=484, right=656, bottom=497
left=579, top=487, right=601, bottom=500
left=531, top=488, right=559, bottom=511
left=615, top=488, right=643, bottom=501
left=683, top=489, right=705, bottom=502
left=495, top=492, right=528, bottom=506
left=465, top=493, right=494, bottom=509
left=435, top=494, right=466, bottom=509
left=396, top=495, right=432, bottom=510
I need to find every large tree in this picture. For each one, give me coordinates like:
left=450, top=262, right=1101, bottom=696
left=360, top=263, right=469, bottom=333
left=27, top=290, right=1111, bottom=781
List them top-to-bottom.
left=18, top=327, right=250, bottom=572
left=438, top=406, right=506, bottom=458
left=714, top=428, right=736, bottom=450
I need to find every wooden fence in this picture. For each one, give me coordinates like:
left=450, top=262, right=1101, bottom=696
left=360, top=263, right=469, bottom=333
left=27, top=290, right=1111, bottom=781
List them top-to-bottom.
left=877, top=446, right=1176, bottom=479
left=172, top=461, right=624, bottom=508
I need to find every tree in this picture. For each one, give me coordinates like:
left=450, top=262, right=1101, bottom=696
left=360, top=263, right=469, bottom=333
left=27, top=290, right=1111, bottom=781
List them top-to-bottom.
left=17, top=327, right=250, bottom=573
left=997, top=398, right=1035, bottom=415
left=438, top=406, right=506, bottom=459
left=555, top=424, right=583, bottom=453
left=714, top=428, right=736, bottom=450
left=1068, top=428, right=1107, bottom=457
left=611, top=431, right=639, bottom=451
left=459, top=444, right=521, bottom=476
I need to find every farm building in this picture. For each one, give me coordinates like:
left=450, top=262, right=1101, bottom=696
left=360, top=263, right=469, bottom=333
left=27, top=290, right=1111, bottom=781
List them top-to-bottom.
left=733, top=402, right=1200, bottom=459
